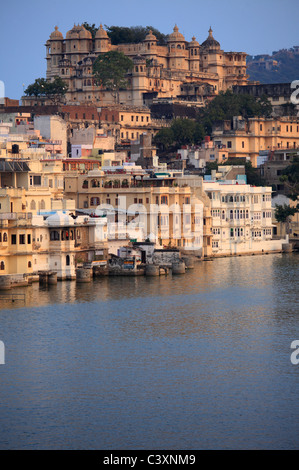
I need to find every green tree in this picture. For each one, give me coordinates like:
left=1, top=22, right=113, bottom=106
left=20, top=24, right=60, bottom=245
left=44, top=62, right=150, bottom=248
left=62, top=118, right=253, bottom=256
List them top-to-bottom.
left=82, top=22, right=98, bottom=38
left=105, top=25, right=167, bottom=45
left=93, top=51, right=133, bottom=103
left=24, top=76, right=68, bottom=104
left=24, top=78, right=49, bottom=97
left=197, top=90, right=272, bottom=135
left=153, top=127, right=174, bottom=151
left=280, top=156, right=299, bottom=200
left=275, top=203, right=299, bottom=235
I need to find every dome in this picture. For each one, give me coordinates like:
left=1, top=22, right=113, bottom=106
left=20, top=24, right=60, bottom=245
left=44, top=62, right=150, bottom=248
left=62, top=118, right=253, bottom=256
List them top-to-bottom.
left=66, top=24, right=87, bottom=40
left=95, top=24, right=109, bottom=39
left=168, top=25, right=186, bottom=42
left=50, top=26, right=63, bottom=40
left=79, top=26, right=92, bottom=40
left=201, top=27, right=220, bottom=49
left=144, top=30, right=157, bottom=42
left=188, top=36, right=200, bottom=48
left=46, top=211, right=75, bottom=227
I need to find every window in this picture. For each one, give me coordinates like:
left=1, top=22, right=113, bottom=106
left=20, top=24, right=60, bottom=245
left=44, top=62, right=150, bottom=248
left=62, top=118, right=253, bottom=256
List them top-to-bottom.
left=227, top=141, right=232, bottom=148
left=33, top=175, right=41, bottom=186
left=161, top=196, right=168, bottom=205
left=50, top=231, right=60, bottom=241
left=3, top=233, right=7, bottom=242
left=11, top=234, right=17, bottom=245
left=27, top=234, right=31, bottom=244
left=66, top=255, right=70, bottom=266
left=0, top=261, right=4, bottom=271
left=28, top=261, right=32, bottom=268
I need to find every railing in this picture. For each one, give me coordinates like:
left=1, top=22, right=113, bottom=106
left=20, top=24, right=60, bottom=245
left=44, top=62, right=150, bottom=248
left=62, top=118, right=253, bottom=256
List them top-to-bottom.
left=0, top=212, right=32, bottom=220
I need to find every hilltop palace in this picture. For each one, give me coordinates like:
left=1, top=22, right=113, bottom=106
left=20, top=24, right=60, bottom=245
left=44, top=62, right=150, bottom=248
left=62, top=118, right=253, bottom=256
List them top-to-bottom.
left=43, top=23, right=248, bottom=107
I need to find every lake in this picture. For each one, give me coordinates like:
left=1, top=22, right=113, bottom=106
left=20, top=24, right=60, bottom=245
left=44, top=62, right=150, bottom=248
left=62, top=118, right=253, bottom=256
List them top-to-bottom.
left=0, top=252, right=298, bottom=449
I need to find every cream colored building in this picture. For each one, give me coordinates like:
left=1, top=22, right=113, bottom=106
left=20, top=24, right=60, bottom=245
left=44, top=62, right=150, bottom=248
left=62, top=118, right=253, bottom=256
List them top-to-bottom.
left=40, top=24, right=248, bottom=107
left=212, top=116, right=299, bottom=167
left=64, top=170, right=204, bottom=251
left=203, top=179, right=284, bottom=256
left=0, top=212, right=33, bottom=276
left=31, top=212, right=108, bottom=280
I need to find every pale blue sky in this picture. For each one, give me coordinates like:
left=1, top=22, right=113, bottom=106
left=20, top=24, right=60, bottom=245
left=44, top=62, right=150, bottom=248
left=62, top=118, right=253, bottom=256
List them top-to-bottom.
left=0, top=0, right=298, bottom=99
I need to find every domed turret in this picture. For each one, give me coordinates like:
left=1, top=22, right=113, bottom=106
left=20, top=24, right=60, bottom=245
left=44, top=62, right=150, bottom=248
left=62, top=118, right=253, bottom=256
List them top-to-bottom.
left=95, top=24, right=109, bottom=39
left=95, top=24, right=111, bottom=53
left=79, top=25, right=92, bottom=40
left=167, top=25, right=186, bottom=43
left=50, top=26, right=63, bottom=40
left=201, top=27, right=220, bottom=50
left=144, top=30, right=157, bottom=42
left=188, top=36, right=200, bottom=48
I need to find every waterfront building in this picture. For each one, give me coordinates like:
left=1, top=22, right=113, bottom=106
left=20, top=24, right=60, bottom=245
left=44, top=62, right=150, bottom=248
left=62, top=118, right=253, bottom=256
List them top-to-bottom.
left=64, top=169, right=204, bottom=251
left=203, top=178, right=284, bottom=256
left=0, top=212, right=33, bottom=276
left=31, top=212, right=108, bottom=280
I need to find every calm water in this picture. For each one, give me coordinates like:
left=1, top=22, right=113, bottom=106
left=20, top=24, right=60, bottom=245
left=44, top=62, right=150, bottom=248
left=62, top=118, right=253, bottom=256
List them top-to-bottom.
left=0, top=253, right=298, bottom=450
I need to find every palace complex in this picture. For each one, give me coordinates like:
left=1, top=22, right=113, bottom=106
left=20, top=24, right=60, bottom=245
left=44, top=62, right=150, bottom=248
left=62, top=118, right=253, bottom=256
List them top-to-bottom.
left=41, top=23, right=248, bottom=107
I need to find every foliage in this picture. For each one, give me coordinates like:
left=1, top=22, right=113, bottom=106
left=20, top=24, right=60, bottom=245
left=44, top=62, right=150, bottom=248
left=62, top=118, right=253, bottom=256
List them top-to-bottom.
left=82, top=22, right=98, bottom=38
left=104, top=25, right=167, bottom=45
left=93, top=51, right=133, bottom=103
left=24, top=77, right=68, bottom=104
left=197, top=90, right=272, bottom=135
left=154, top=119, right=205, bottom=150
left=153, top=128, right=174, bottom=151
left=280, top=156, right=299, bottom=200
left=274, top=204, right=299, bottom=223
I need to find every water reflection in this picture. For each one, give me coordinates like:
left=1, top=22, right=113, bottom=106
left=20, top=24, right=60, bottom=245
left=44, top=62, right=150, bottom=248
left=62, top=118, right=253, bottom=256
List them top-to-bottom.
left=0, top=253, right=298, bottom=450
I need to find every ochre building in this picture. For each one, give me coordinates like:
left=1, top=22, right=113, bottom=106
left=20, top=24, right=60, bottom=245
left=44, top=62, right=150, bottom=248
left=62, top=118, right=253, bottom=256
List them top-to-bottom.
left=43, top=23, right=248, bottom=107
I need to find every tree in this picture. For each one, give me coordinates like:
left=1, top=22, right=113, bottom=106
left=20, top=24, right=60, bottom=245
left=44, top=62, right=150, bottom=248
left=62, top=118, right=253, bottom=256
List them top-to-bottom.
left=82, top=22, right=98, bottom=39
left=105, top=25, right=167, bottom=45
left=93, top=51, right=133, bottom=103
left=24, top=76, right=68, bottom=104
left=24, top=78, right=48, bottom=97
left=197, top=90, right=272, bottom=135
left=154, top=119, right=205, bottom=151
left=153, top=128, right=174, bottom=151
left=280, top=156, right=299, bottom=200
left=275, top=203, right=299, bottom=236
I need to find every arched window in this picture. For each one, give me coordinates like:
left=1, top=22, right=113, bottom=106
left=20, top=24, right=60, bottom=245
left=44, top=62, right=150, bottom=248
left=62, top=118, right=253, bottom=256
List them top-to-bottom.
left=30, top=200, right=36, bottom=210
left=40, top=200, right=45, bottom=210
left=50, top=230, right=60, bottom=241
left=3, top=233, right=7, bottom=242
left=66, top=255, right=70, bottom=266
left=0, top=261, right=5, bottom=271
left=28, top=261, right=32, bottom=268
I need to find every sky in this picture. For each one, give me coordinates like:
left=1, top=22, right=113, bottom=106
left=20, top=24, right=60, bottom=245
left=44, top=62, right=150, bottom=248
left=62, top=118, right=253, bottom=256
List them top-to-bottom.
left=0, top=0, right=298, bottom=100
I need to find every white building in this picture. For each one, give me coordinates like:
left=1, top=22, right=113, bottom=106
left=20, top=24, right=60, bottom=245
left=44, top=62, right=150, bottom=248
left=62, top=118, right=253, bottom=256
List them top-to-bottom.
left=203, top=179, right=284, bottom=256
left=31, top=212, right=107, bottom=280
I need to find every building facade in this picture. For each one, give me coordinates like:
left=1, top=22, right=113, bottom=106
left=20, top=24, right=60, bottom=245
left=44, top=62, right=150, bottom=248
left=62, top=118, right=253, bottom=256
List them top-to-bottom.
left=42, top=24, right=248, bottom=107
